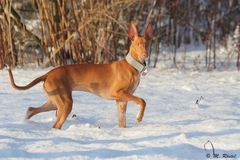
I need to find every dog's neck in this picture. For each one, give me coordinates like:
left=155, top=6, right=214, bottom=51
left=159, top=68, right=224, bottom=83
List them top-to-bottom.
left=125, top=53, right=146, bottom=73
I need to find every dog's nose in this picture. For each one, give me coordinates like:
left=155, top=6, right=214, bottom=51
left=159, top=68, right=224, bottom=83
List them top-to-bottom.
left=143, top=52, right=148, bottom=58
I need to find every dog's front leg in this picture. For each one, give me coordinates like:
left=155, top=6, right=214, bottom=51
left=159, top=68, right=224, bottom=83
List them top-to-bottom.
left=114, top=92, right=146, bottom=123
left=116, top=101, right=127, bottom=128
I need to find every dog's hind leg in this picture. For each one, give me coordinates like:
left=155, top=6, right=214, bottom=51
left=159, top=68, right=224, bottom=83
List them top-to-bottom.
left=50, top=93, right=73, bottom=129
left=25, top=100, right=56, bottom=120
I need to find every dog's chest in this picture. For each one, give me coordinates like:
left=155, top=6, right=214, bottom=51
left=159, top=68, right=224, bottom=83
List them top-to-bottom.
left=128, top=75, right=140, bottom=92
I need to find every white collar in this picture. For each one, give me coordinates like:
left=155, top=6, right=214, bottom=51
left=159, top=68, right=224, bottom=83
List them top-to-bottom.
left=125, top=53, right=146, bottom=73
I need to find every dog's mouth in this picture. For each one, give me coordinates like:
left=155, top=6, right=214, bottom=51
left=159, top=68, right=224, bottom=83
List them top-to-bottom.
left=139, top=55, right=148, bottom=63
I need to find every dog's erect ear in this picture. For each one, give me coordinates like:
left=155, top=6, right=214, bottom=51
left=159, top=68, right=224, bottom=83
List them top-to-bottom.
left=128, top=22, right=138, bottom=41
left=144, top=23, right=154, bottom=40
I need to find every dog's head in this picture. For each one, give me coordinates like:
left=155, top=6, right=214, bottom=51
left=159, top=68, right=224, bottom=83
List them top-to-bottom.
left=128, top=22, right=153, bottom=63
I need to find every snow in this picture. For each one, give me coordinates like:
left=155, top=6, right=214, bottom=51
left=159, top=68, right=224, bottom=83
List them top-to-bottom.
left=0, top=68, right=240, bottom=159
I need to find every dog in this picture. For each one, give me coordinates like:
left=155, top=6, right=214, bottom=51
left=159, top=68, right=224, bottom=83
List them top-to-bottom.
left=7, top=22, right=153, bottom=129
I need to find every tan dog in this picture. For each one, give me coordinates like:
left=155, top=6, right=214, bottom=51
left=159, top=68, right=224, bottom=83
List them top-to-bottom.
left=8, top=23, right=153, bottom=129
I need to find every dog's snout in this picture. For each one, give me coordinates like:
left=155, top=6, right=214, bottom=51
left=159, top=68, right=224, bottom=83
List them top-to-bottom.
left=143, top=52, right=148, bottom=58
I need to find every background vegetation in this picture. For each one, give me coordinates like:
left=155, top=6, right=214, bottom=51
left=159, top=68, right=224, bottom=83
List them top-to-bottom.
left=0, top=0, right=239, bottom=70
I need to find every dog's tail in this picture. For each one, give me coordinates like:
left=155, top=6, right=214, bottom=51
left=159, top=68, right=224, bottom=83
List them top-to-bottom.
left=7, top=68, right=47, bottom=91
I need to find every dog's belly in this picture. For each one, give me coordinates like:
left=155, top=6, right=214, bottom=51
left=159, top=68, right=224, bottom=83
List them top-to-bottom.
left=73, top=83, right=112, bottom=99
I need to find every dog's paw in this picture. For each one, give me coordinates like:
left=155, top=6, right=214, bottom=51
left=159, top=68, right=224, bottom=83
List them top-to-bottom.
left=25, top=107, right=34, bottom=120
left=136, top=112, right=143, bottom=123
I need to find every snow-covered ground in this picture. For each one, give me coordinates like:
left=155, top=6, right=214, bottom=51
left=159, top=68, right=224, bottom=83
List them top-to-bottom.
left=0, top=67, right=240, bottom=160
